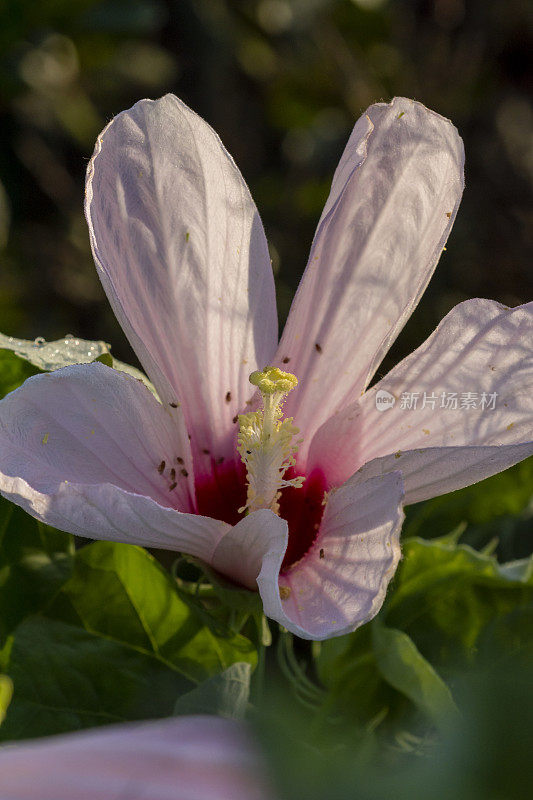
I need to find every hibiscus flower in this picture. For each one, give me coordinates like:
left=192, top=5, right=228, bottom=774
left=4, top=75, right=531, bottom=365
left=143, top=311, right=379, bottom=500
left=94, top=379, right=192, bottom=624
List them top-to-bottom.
left=1, top=95, right=531, bottom=639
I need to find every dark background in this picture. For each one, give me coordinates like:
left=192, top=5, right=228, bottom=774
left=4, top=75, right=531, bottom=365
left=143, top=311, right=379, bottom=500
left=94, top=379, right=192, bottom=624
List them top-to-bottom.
left=0, top=0, right=531, bottom=376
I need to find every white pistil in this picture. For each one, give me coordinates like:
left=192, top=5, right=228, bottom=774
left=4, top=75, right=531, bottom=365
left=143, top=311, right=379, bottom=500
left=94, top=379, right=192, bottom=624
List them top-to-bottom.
left=237, top=366, right=304, bottom=515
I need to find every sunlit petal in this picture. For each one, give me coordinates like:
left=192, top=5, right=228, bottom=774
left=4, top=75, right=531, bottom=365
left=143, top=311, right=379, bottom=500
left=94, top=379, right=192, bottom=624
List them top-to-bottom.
left=85, top=95, right=278, bottom=471
left=277, top=97, right=464, bottom=456
left=258, top=473, right=404, bottom=640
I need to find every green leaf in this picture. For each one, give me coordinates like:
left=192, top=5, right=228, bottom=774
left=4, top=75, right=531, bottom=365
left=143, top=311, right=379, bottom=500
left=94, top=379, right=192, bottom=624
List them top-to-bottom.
left=0, top=332, right=157, bottom=396
left=0, top=333, right=110, bottom=372
left=0, top=349, right=41, bottom=399
left=93, top=351, right=113, bottom=367
left=404, top=459, right=533, bottom=540
left=0, top=495, right=74, bottom=641
left=316, top=537, right=533, bottom=737
left=386, top=537, right=533, bottom=667
left=47, top=541, right=257, bottom=683
left=1, top=542, right=258, bottom=741
left=173, top=556, right=267, bottom=647
left=180, top=556, right=263, bottom=615
left=477, top=605, right=533, bottom=667
left=0, top=616, right=192, bottom=741
left=371, top=624, right=458, bottom=727
left=316, top=626, right=390, bottom=729
left=173, top=662, right=251, bottom=719
left=0, top=675, right=12, bottom=724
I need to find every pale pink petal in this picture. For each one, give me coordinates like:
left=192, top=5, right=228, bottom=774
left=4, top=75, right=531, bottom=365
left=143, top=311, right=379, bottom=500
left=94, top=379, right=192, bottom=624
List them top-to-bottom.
left=85, top=94, right=278, bottom=471
left=276, top=97, right=464, bottom=455
left=308, top=299, right=533, bottom=497
left=362, top=300, right=533, bottom=454
left=0, top=362, right=193, bottom=511
left=0, top=363, right=234, bottom=557
left=347, top=443, right=533, bottom=505
left=258, top=473, right=404, bottom=640
left=1, top=474, right=229, bottom=557
left=211, top=509, right=288, bottom=590
left=0, top=716, right=275, bottom=800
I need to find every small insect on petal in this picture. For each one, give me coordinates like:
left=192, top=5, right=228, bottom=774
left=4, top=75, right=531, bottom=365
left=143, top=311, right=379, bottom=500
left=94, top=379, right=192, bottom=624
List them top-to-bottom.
left=315, top=343, right=322, bottom=353
left=282, top=356, right=290, bottom=364
left=225, top=391, right=232, bottom=403
left=169, top=402, right=179, bottom=408
left=176, top=456, right=184, bottom=464
left=157, top=460, right=165, bottom=473
left=170, top=468, right=176, bottom=481
left=181, top=468, right=189, bottom=477
left=169, top=481, right=177, bottom=491
left=319, top=548, right=325, bottom=559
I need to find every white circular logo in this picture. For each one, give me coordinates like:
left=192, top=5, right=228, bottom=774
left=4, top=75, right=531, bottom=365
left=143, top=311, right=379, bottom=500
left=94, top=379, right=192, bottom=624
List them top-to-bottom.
left=375, top=389, right=396, bottom=412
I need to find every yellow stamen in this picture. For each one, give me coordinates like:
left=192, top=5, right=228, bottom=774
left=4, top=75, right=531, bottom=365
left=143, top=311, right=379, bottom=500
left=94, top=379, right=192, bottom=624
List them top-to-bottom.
left=237, top=366, right=304, bottom=515
left=249, top=366, right=298, bottom=395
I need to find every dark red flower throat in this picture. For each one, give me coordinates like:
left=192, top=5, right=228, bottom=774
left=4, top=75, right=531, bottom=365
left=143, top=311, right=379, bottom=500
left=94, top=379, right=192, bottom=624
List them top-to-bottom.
left=195, top=462, right=328, bottom=572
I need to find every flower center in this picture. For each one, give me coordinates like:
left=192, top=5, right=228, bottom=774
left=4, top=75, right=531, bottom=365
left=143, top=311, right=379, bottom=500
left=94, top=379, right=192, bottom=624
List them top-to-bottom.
left=196, top=366, right=324, bottom=574
left=237, top=366, right=305, bottom=514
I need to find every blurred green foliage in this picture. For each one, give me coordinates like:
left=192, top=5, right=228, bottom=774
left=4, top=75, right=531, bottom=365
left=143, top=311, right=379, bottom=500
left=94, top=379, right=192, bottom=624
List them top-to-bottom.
left=405, top=458, right=533, bottom=559
left=316, top=534, right=532, bottom=725
left=256, top=658, right=533, bottom=799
